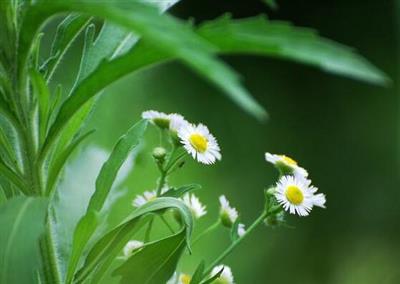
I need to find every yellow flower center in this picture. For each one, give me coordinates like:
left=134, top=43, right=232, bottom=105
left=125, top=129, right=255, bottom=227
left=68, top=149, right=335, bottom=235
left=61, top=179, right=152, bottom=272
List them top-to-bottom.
left=189, top=133, right=208, bottom=153
left=280, top=155, right=297, bottom=166
left=285, top=185, right=304, bottom=205
left=180, top=274, right=191, bottom=284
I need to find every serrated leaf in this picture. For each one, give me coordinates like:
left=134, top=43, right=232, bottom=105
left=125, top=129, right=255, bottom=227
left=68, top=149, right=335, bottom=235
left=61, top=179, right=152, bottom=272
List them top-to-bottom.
left=197, top=15, right=389, bottom=85
left=66, top=119, right=147, bottom=282
left=162, top=184, right=201, bottom=198
left=0, top=196, right=48, bottom=284
left=74, top=197, right=193, bottom=283
left=113, top=229, right=187, bottom=284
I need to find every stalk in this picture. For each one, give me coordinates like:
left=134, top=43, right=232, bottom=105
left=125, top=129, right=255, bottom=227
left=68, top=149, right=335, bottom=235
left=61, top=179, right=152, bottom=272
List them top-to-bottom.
left=204, top=210, right=269, bottom=276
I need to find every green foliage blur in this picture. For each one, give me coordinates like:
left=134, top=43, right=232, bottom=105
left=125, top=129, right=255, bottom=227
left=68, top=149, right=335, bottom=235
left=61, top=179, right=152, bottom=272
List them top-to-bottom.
left=54, top=0, right=399, bottom=283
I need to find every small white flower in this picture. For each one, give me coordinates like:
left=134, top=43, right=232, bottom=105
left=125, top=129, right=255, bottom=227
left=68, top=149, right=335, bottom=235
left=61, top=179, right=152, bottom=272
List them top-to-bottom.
left=142, top=110, right=170, bottom=129
left=169, top=113, right=189, bottom=133
left=178, top=123, right=221, bottom=165
left=265, top=152, right=308, bottom=177
left=275, top=175, right=325, bottom=216
left=132, top=186, right=169, bottom=208
left=132, top=190, right=156, bottom=207
left=182, top=193, right=207, bottom=219
left=219, top=195, right=238, bottom=227
left=237, top=223, right=246, bottom=237
left=123, top=240, right=144, bottom=258
left=211, top=265, right=234, bottom=284
left=178, top=273, right=192, bottom=284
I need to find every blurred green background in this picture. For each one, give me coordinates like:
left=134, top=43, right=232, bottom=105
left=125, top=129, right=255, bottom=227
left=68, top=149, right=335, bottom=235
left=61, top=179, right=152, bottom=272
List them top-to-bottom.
left=55, top=0, right=400, bottom=283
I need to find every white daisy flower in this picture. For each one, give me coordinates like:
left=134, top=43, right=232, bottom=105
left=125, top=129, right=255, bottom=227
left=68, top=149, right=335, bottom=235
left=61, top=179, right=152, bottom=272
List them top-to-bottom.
left=142, top=110, right=170, bottom=129
left=169, top=113, right=189, bottom=133
left=178, top=123, right=221, bottom=165
left=265, top=152, right=308, bottom=177
left=275, top=175, right=323, bottom=216
left=132, top=186, right=169, bottom=208
left=182, top=193, right=207, bottom=219
left=219, top=195, right=238, bottom=228
left=237, top=223, right=246, bottom=237
left=123, top=240, right=144, bottom=258
left=211, top=265, right=234, bottom=284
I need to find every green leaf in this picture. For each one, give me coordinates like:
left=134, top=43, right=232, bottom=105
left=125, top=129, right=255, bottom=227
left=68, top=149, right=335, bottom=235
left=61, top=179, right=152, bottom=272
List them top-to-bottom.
left=262, top=0, right=279, bottom=10
left=20, top=1, right=266, bottom=149
left=44, top=14, right=91, bottom=82
left=197, top=15, right=389, bottom=85
left=29, top=69, right=50, bottom=147
left=66, top=119, right=147, bottom=282
left=45, top=129, right=94, bottom=196
left=0, top=157, right=27, bottom=193
left=162, top=184, right=202, bottom=198
left=0, top=196, right=48, bottom=284
left=74, top=197, right=193, bottom=283
left=230, top=218, right=241, bottom=242
left=113, top=229, right=187, bottom=284
left=190, top=261, right=206, bottom=284
left=200, top=267, right=224, bottom=284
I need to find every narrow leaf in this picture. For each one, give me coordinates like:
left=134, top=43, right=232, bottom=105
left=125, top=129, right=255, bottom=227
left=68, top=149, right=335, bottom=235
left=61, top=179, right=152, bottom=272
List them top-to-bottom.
left=44, top=14, right=91, bottom=82
left=197, top=15, right=389, bottom=85
left=30, top=69, right=50, bottom=147
left=66, top=120, right=147, bottom=282
left=45, top=129, right=95, bottom=196
left=162, top=184, right=201, bottom=198
left=75, top=197, right=193, bottom=283
left=113, top=230, right=187, bottom=284
left=190, top=261, right=206, bottom=284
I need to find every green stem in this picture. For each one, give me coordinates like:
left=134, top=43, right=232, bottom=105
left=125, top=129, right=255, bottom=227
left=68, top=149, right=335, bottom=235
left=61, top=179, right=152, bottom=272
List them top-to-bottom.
left=204, top=210, right=269, bottom=276
left=39, top=214, right=62, bottom=284
left=192, top=220, right=220, bottom=246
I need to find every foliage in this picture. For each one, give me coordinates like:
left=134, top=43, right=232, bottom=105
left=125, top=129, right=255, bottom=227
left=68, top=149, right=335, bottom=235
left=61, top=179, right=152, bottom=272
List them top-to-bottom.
left=0, top=0, right=388, bottom=283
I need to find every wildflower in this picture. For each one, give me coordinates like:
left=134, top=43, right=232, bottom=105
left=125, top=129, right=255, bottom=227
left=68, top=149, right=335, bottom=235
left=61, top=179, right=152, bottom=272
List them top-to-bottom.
left=142, top=110, right=170, bottom=129
left=169, top=113, right=189, bottom=133
left=178, top=123, right=221, bottom=165
left=265, top=152, right=308, bottom=177
left=274, top=175, right=325, bottom=216
left=132, top=186, right=169, bottom=207
left=182, top=193, right=207, bottom=219
left=219, top=195, right=238, bottom=228
left=237, top=223, right=246, bottom=237
left=123, top=240, right=144, bottom=258
left=211, top=265, right=234, bottom=284
left=178, top=273, right=192, bottom=284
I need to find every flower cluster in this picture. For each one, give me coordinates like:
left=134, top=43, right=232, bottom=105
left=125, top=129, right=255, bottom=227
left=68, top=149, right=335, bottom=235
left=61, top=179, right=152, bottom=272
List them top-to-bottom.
left=122, top=110, right=327, bottom=284
left=142, top=110, right=221, bottom=165
left=265, top=152, right=326, bottom=217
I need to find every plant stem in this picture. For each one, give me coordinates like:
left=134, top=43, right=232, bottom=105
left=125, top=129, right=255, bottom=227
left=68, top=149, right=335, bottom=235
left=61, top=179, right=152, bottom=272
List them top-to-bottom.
left=204, top=210, right=269, bottom=276
left=39, top=214, right=62, bottom=284
left=192, top=220, right=220, bottom=246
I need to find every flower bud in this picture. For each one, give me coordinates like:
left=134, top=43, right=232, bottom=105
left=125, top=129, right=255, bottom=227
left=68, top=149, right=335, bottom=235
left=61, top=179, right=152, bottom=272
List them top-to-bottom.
left=152, top=147, right=167, bottom=162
